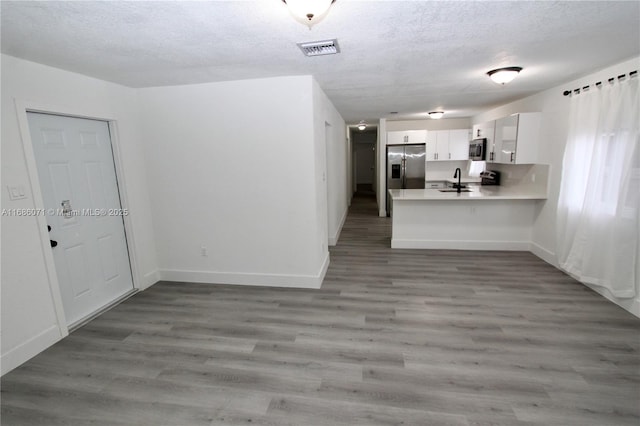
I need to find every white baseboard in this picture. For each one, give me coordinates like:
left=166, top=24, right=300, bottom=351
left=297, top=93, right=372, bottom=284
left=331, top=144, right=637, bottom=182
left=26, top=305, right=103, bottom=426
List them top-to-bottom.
left=328, top=208, right=348, bottom=246
left=391, top=239, right=531, bottom=251
left=529, top=242, right=558, bottom=267
left=528, top=243, right=639, bottom=318
left=316, top=252, right=330, bottom=288
left=159, top=254, right=330, bottom=290
left=139, top=270, right=161, bottom=290
left=585, top=284, right=640, bottom=318
left=630, top=297, right=640, bottom=318
left=1, top=325, right=62, bottom=376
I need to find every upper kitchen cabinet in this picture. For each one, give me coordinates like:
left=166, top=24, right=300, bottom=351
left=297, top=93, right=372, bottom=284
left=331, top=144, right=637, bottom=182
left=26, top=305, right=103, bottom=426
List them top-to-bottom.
left=493, top=113, right=541, bottom=164
left=472, top=121, right=496, bottom=162
left=472, top=121, right=495, bottom=140
left=426, top=129, right=470, bottom=161
left=449, top=129, right=471, bottom=161
left=387, top=130, right=427, bottom=145
left=426, top=130, right=446, bottom=160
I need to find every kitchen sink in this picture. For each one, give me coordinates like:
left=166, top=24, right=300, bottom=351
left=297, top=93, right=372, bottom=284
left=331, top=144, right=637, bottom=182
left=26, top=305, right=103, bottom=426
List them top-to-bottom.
left=438, top=189, right=472, bottom=192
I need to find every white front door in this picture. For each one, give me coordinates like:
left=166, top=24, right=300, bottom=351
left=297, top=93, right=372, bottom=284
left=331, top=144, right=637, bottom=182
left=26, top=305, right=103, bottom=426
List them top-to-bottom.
left=28, top=112, right=134, bottom=327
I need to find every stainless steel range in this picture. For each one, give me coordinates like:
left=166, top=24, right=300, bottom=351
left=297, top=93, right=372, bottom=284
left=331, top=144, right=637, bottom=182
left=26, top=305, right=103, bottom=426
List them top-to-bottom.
left=480, top=170, right=501, bottom=185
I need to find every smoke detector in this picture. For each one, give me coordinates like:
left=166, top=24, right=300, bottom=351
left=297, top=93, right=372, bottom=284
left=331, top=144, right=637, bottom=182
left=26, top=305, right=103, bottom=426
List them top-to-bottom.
left=297, top=39, right=340, bottom=57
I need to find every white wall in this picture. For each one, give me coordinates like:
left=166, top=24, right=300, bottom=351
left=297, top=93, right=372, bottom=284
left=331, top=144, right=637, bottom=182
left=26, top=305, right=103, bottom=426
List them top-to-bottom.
left=1, top=54, right=159, bottom=374
left=473, top=56, right=640, bottom=316
left=1, top=59, right=345, bottom=373
left=138, top=75, right=332, bottom=287
left=312, top=79, right=348, bottom=247
left=347, top=129, right=353, bottom=205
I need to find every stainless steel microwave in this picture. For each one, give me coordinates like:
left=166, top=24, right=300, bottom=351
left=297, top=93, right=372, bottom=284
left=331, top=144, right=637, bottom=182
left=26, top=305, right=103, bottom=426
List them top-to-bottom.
left=469, top=138, right=486, bottom=161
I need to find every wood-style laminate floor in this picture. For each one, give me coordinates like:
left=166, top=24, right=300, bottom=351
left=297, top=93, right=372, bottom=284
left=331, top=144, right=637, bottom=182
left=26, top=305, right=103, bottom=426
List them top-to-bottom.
left=2, top=193, right=639, bottom=425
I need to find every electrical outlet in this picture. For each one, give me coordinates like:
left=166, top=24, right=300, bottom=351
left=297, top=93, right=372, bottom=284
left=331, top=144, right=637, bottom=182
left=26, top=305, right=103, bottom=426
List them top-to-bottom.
left=200, top=245, right=208, bottom=257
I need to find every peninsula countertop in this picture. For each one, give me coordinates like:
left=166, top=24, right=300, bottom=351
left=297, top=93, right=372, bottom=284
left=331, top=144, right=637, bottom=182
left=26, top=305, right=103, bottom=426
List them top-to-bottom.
left=388, top=186, right=547, bottom=201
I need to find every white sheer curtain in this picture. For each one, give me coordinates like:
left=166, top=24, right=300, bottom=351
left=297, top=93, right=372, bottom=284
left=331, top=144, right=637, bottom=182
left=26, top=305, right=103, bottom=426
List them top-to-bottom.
left=557, top=76, right=639, bottom=298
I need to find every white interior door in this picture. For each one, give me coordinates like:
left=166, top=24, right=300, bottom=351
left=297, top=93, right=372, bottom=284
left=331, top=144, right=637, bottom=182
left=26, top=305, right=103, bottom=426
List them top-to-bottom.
left=28, top=112, right=134, bottom=327
left=355, top=142, right=375, bottom=184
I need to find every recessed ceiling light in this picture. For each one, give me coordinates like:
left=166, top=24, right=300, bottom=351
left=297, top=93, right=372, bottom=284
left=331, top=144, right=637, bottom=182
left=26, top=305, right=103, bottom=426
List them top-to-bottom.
left=487, top=67, right=523, bottom=85
left=428, top=111, right=444, bottom=119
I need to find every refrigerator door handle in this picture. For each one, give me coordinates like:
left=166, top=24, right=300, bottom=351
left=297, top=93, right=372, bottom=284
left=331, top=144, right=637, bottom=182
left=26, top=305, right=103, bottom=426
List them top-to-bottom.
left=401, top=157, right=406, bottom=188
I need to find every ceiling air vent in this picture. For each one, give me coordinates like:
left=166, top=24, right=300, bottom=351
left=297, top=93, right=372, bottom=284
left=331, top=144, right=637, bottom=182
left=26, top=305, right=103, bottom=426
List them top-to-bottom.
left=297, top=39, right=340, bottom=57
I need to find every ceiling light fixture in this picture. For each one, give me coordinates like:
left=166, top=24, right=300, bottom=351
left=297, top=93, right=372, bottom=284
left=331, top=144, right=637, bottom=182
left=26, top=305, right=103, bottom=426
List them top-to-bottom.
left=282, top=0, right=336, bottom=29
left=487, top=67, right=523, bottom=85
left=428, top=111, right=444, bottom=119
left=357, top=120, right=367, bottom=131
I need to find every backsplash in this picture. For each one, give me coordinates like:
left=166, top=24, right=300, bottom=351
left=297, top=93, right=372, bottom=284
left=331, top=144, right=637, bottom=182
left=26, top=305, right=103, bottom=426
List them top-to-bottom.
left=424, top=160, right=470, bottom=180
left=424, top=161, right=550, bottom=196
left=489, top=163, right=550, bottom=193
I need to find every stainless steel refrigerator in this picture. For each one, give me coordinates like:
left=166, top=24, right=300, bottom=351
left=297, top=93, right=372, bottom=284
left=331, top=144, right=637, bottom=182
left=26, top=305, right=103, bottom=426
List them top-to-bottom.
left=386, top=143, right=426, bottom=214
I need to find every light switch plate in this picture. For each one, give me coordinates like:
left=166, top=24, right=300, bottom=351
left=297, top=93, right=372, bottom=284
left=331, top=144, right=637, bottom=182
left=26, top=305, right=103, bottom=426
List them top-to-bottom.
left=7, top=185, right=27, bottom=201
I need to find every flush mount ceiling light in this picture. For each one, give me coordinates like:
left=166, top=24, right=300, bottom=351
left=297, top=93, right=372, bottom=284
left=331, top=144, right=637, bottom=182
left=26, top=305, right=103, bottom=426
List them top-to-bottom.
left=282, top=0, right=336, bottom=29
left=487, top=67, right=523, bottom=85
left=428, top=111, right=444, bottom=119
left=357, top=120, right=367, bottom=131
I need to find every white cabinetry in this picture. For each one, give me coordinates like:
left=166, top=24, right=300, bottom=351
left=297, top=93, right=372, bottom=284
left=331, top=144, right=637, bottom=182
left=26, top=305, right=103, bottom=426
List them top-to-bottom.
left=493, top=113, right=541, bottom=164
left=472, top=121, right=496, bottom=162
left=426, top=129, right=470, bottom=161
left=449, top=129, right=471, bottom=161
left=387, top=130, right=427, bottom=145
left=426, top=130, right=446, bottom=161
left=425, top=181, right=446, bottom=189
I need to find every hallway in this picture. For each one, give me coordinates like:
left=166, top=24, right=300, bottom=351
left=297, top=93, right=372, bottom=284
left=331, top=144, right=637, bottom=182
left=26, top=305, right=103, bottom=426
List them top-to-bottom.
left=2, top=193, right=639, bottom=425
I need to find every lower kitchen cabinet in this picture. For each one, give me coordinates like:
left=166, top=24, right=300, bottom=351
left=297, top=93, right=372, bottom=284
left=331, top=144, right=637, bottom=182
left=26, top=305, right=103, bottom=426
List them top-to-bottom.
left=425, top=181, right=446, bottom=189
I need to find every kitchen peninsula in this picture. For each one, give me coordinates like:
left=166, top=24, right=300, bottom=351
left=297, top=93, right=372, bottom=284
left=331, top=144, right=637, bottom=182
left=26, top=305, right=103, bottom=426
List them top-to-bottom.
left=388, top=165, right=549, bottom=250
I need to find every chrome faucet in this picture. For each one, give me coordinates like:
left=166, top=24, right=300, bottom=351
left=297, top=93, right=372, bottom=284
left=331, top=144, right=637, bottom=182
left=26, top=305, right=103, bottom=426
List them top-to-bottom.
left=453, top=168, right=462, bottom=193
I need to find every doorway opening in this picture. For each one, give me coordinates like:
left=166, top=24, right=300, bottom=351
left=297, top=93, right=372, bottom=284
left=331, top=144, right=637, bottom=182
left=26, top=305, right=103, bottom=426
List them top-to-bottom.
left=351, top=127, right=377, bottom=198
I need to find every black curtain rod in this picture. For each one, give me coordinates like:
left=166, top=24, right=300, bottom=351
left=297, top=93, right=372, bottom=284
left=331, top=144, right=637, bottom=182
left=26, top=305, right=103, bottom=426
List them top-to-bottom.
left=563, top=70, right=637, bottom=96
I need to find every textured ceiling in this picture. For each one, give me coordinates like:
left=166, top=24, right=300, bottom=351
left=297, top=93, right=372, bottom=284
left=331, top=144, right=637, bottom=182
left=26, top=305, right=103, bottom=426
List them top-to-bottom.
left=2, top=1, right=639, bottom=123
